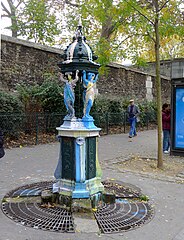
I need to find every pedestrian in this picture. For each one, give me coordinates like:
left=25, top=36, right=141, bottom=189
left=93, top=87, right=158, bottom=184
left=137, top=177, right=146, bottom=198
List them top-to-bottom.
left=127, top=99, right=140, bottom=138
left=162, top=103, right=171, bottom=154
left=0, top=130, right=5, bottom=159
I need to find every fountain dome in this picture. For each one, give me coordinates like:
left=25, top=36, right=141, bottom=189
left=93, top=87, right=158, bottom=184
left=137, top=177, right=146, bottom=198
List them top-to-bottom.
left=58, top=23, right=100, bottom=74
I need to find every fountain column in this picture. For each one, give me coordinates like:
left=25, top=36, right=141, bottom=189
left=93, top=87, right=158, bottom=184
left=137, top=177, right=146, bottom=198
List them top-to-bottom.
left=53, top=22, right=104, bottom=201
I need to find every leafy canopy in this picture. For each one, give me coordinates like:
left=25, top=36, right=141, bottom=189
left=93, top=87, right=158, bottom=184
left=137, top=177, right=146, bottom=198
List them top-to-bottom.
left=17, top=0, right=60, bottom=44
left=61, top=0, right=184, bottom=65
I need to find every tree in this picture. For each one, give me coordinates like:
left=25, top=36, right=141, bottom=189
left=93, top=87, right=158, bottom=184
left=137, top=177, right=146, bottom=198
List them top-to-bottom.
left=1, top=0, right=23, bottom=37
left=1, top=0, right=61, bottom=44
left=17, top=0, right=60, bottom=44
left=63, top=0, right=183, bottom=168
left=63, top=0, right=135, bottom=68
left=66, top=0, right=183, bottom=61
left=123, top=0, right=183, bottom=168
left=155, top=0, right=163, bottom=168
left=139, top=35, right=184, bottom=61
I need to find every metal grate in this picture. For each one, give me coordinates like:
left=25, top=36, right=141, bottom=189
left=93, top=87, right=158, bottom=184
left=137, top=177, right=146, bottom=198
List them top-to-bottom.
left=102, top=180, right=141, bottom=198
left=1, top=181, right=154, bottom=234
left=4, top=181, right=54, bottom=198
left=94, top=201, right=154, bottom=233
left=2, top=202, right=74, bottom=233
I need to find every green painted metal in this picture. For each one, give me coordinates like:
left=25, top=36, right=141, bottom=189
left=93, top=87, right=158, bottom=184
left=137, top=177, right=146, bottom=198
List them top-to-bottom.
left=61, top=137, right=75, bottom=180
left=85, top=137, right=96, bottom=180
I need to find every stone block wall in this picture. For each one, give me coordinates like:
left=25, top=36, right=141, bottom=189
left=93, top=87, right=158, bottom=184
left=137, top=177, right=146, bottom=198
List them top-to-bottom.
left=1, top=35, right=171, bottom=103
left=1, top=35, right=63, bottom=91
left=98, top=63, right=171, bottom=103
left=99, top=64, right=147, bottom=100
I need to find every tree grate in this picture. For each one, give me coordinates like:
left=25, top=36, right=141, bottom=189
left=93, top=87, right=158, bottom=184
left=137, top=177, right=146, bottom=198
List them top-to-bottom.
left=102, top=180, right=141, bottom=198
left=1, top=181, right=154, bottom=234
left=3, top=181, right=54, bottom=198
left=94, top=201, right=154, bottom=233
left=1, top=202, right=74, bottom=233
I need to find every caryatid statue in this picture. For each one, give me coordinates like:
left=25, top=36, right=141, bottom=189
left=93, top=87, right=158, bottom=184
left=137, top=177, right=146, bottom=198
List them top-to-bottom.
left=60, top=70, right=79, bottom=119
left=82, top=70, right=98, bottom=118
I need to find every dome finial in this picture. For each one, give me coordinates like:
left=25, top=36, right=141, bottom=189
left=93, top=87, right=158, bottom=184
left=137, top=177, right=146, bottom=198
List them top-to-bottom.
left=58, top=15, right=100, bottom=74
left=76, top=16, right=83, bottom=38
left=78, top=17, right=82, bottom=27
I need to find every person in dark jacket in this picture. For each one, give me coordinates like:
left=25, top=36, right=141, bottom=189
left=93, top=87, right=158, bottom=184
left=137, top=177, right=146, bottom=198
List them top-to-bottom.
left=127, top=99, right=140, bottom=138
left=162, top=103, right=171, bottom=154
left=0, top=130, right=5, bottom=158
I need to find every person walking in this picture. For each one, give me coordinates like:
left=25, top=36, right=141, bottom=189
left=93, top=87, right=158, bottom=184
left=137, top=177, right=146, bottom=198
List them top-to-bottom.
left=127, top=99, right=140, bottom=138
left=162, top=103, right=171, bottom=154
left=0, top=130, right=5, bottom=159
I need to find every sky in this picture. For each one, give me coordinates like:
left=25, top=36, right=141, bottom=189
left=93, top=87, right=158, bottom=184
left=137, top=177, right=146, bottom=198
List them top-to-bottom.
left=0, top=0, right=134, bottom=66
left=1, top=0, right=12, bottom=35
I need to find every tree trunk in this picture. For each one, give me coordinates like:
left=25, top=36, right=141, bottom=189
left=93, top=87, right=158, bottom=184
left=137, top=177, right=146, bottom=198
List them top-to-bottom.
left=154, top=0, right=163, bottom=168
left=10, top=3, right=18, bottom=38
left=100, top=16, right=114, bottom=40
left=11, top=17, right=18, bottom=37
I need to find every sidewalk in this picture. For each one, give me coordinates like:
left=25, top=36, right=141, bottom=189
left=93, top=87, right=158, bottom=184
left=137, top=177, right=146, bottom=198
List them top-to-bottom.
left=0, top=130, right=184, bottom=240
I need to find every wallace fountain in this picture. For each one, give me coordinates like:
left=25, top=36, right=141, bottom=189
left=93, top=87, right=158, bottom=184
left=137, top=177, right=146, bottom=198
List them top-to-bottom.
left=1, top=22, right=154, bottom=234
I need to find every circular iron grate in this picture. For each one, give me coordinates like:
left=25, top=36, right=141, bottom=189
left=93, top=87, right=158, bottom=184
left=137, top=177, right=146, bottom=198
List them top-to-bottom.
left=102, top=180, right=141, bottom=198
left=1, top=181, right=154, bottom=234
left=3, top=181, right=54, bottom=198
left=94, top=201, right=153, bottom=233
left=2, top=202, right=74, bottom=233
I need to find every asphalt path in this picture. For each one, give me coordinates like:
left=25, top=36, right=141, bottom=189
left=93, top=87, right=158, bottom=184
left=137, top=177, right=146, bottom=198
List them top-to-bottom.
left=0, top=130, right=184, bottom=240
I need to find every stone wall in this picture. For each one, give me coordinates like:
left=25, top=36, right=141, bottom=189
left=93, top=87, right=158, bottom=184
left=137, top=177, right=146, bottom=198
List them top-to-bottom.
left=1, top=35, right=171, bottom=102
left=1, top=35, right=63, bottom=91
left=98, top=63, right=171, bottom=102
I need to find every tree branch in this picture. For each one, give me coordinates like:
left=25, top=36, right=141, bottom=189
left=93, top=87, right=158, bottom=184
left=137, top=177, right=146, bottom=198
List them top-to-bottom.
left=7, top=0, right=14, bottom=9
left=16, top=0, right=24, bottom=9
left=65, top=0, right=79, bottom=7
left=125, top=0, right=154, bottom=26
left=158, top=0, right=170, bottom=12
left=1, top=2, right=11, bottom=15
left=1, top=14, right=10, bottom=18
left=146, top=31, right=156, bottom=43
left=114, top=35, right=133, bottom=49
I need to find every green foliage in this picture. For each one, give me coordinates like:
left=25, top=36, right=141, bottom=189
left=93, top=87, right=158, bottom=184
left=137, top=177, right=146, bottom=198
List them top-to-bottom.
left=2, top=0, right=183, bottom=62
left=17, top=0, right=60, bottom=44
left=63, top=0, right=184, bottom=67
left=64, top=0, right=133, bottom=68
left=127, top=0, right=184, bottom=62
left=96, top=38, right=117, bottom=69
left=134, top=56, right=148, bottom=67
left=16, top=75, right=65, bottom=114
left=36, top=78, right=65, bottom=113
left=16, top=83, right=42, bottom=112
left=0, top=89, right=157, bottom=138
left=0, top=91, right=24, bottom=136
left=0, top=91, right=24, bottom=113
left=91, top=95, right=111, bottom=126
left=92, top=95, right=157, bottom=126
left=92, top=95, right=110, bottom=114
left=108, top=99, right=123, bottom=125
left=138, top=101, right=157, bottom=125
left=139, top=195, right=149, bottom=201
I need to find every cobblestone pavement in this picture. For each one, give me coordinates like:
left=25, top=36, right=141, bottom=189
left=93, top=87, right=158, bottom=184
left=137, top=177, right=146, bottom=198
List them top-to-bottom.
left=0, top=130, right=184, bottom=240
